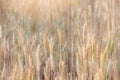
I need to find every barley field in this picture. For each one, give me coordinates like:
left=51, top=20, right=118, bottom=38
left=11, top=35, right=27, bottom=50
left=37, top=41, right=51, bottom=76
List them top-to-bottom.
left=0, top=0, right=120, bottom=80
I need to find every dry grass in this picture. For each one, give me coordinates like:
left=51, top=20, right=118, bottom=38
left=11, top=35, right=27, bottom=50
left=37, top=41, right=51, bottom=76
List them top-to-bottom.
left=0, top=0, right=120, bottom=80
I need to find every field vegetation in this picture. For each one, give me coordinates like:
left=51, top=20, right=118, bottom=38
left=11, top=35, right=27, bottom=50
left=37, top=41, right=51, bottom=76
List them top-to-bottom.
left=0, top=0, right=120, bottom=80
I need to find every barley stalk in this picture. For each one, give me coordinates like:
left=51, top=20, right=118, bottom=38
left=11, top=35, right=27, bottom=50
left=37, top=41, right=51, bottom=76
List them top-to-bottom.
left=57, top=29, right=62, bottom=45
left=36, top=45, right=40, bottom=80
left=12, top=64, right=17, bottom=80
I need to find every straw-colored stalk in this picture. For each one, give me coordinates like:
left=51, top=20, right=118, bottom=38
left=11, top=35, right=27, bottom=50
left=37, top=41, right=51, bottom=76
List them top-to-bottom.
left=82, top=10, right=88, bottom=42
left=84, top=10, right=88, bottom=27
left=76, top=13, right=81, bottom=36
left=76, top=22, right=81, bottom=36
left=0, top=25, right=2, bottom=39
left=17, top=25, right=24, bottom=46
left=57, top=29, right=62, bottom=45
left=43, top=33, right=47, bottom=50
left=43, top=33, right=47, bottom=59
left=71, top=36, right=75, bottom=73
left=49, top=38, right=54, bottom=56
left=92, top=38, right=97, bottom=62
left=49, top=39, right=55, bottom=79
left=101, top=41, right=110, bottom=67
left=36, top=45, right=40, bottom=80
left=76, top=52, right=80, bottom=79
left=27, top=55, right=33, bottom=80
left=44, top=58, right=50, bottom=80
left=59, top=61, right=66, bottom=80
left=112, top=61, right=119, bottom=80
left=0, top=64, right=5, bottom=80
left=12, top=64, right=17, bottom=80
left=19, top=66, right=23, bottom=80
left=26, top=68, right=31, bottom=80
left=99, top=68, right=104, bottom=80
left=94, top=71, right=100, bottom=80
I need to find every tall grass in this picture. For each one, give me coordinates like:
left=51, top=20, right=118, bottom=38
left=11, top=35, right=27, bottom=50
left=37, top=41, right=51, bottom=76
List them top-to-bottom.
left=0, top=0, right=120, bottom=80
